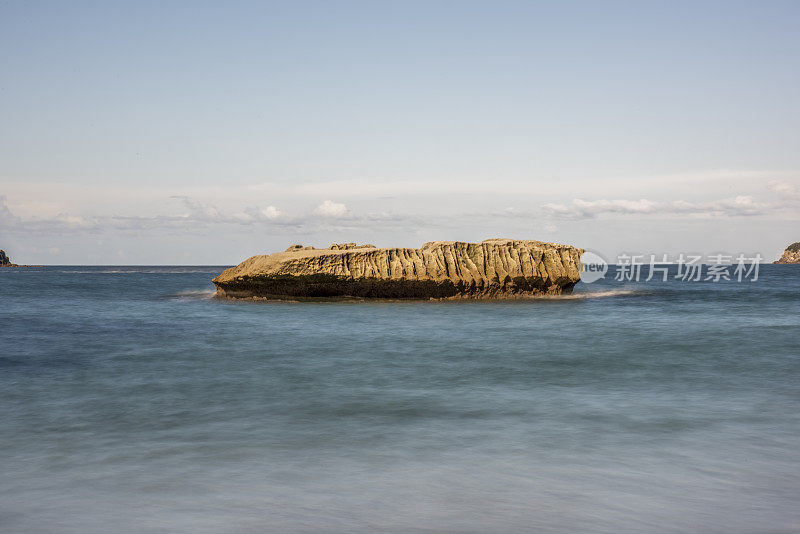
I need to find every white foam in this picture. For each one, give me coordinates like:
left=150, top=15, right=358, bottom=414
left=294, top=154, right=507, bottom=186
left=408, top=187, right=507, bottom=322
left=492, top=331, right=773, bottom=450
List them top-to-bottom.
left=169, top=289, right=217, bottom=300
left=538, top=289, right=643, bottom=300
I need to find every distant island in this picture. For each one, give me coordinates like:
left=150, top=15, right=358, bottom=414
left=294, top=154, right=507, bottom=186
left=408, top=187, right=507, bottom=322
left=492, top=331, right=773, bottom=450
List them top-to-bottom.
left=213, top=239, right=583, bottom=300
left=774, top=242, right=800, bottom=264
left=0, top=250, right=42, bottom=268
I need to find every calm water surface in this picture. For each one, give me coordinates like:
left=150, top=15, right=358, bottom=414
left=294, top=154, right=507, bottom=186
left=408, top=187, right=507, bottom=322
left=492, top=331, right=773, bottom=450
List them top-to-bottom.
left=1, top=265, right=799, bottom=533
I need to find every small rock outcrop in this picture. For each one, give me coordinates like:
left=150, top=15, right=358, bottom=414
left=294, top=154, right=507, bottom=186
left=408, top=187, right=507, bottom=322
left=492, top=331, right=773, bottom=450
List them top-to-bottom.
left=213, top=239, right=583, bottom=300
left=774, top=242, right=800, bottom=264
left=0, top=250, right=18, bottom=267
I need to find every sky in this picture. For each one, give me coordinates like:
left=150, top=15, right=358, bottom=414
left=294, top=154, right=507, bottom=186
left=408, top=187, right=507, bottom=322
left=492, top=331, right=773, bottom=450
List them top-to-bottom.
left=1, top=0, right=799, bottom=264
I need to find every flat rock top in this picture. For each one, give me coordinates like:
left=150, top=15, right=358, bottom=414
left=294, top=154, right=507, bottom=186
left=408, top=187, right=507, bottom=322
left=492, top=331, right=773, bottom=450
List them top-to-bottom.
left=214, top=238, right=582, bottom=285
left=279, top=238, right=567, bottom=257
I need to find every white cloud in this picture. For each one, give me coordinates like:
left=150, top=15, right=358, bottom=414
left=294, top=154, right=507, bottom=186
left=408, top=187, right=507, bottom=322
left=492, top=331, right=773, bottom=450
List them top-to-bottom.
left=2, top=174, right=798, bottom=241
left=768, top=180, right=800, bottom=200
left=0, top=193, right=417, bottom=236
left=542, top=195, right=777, bottom=220
left=716, top=195, right=763, bottom=216
left=173, top=196, right=221, bottom=221
left=543, top=198, right=658, bottom=219
left=313, top=200, right=349, bottom=218
left=261, top=205, right=282, bottom=220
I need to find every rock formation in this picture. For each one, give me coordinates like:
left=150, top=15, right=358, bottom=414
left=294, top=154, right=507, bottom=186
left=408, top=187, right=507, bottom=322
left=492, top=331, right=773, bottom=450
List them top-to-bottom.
left=213, top=239, right=583, bottom=300
left=774, top=242, right=800, bottom=264
left=0, top=250, right=18, bottom=267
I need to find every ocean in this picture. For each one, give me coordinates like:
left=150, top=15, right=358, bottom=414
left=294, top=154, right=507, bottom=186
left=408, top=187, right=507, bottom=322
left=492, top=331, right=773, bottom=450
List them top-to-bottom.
left=1, top=265, right=799, bottom=533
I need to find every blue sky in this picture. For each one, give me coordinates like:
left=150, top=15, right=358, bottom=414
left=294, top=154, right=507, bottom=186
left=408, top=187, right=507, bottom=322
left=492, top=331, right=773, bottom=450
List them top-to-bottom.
left=1, top=1, right=799, bottom=264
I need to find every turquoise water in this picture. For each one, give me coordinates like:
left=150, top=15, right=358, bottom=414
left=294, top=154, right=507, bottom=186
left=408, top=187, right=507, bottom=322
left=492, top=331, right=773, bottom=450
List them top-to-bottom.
left=1, top=265, right=799, bottom=533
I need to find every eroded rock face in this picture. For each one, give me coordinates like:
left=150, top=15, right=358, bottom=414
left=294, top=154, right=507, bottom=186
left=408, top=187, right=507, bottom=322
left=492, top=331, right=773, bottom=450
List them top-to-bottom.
left=213, top=239, right=584, bottom=300
left=774, top=242, right=800, bottom=264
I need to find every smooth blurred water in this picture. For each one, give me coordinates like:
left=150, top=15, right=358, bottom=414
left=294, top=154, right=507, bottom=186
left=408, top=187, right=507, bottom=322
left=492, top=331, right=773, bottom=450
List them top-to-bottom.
left=1, top=265, right=799, bottom=534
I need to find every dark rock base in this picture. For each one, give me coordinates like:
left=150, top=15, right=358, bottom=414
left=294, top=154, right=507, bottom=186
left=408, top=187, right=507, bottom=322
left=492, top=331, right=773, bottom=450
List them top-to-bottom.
left=214, top=274, right=576, bottom=301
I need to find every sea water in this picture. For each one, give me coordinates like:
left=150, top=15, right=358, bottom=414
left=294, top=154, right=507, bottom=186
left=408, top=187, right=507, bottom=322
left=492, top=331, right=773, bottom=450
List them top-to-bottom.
left=1, top=265, right=799, bottom=533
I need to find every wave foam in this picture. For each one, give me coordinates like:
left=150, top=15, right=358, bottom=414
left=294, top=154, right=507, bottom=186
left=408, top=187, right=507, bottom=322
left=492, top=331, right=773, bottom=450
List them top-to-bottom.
left=168, top=289, right=217, bottom=300
left=540, top=289, right=644, bottom=300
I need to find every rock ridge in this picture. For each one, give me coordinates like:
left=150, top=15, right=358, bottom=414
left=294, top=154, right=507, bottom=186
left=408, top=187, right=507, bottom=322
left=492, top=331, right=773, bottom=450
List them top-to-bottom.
left=213, top=238, right=583, bottom=300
